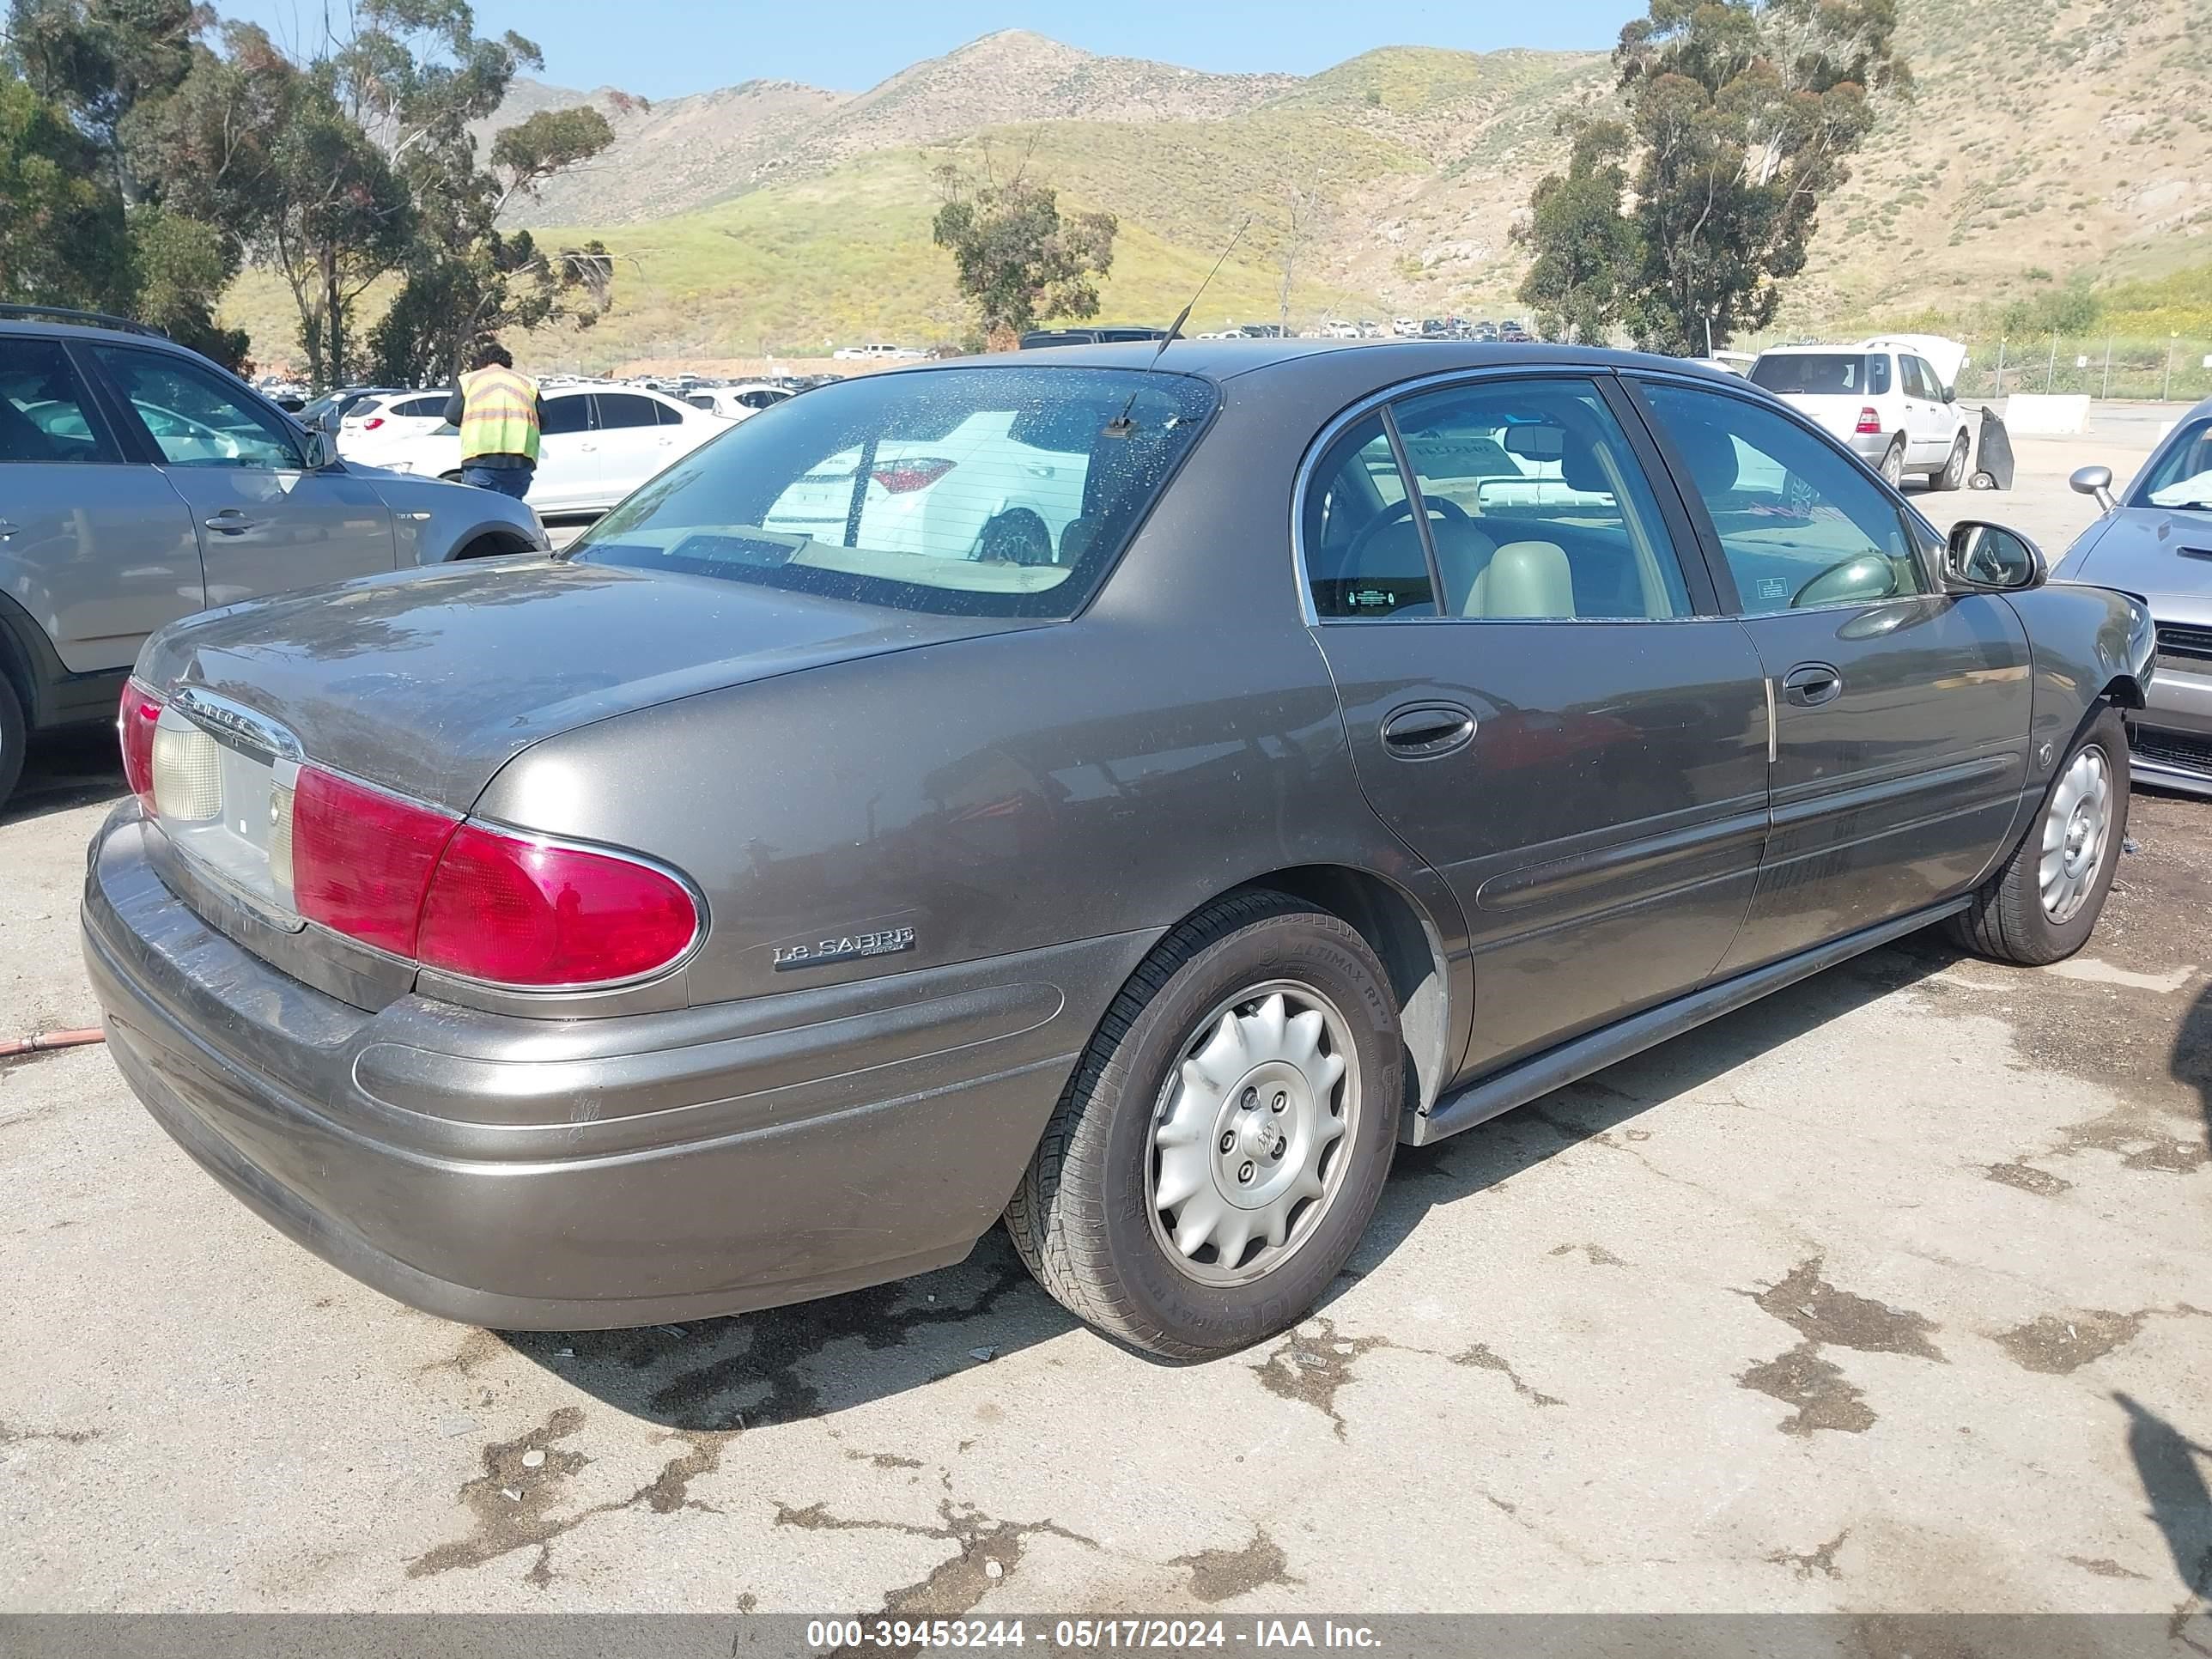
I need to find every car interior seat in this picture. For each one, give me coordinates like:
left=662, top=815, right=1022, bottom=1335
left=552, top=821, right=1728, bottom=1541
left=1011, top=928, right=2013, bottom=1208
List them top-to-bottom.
left=0, top=397, right=60, bottom=464
left=1465, top=540, right=1574, bottom=617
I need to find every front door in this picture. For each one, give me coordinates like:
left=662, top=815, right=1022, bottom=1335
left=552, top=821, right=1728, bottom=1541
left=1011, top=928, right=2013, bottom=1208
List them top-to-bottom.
left=0, top=336, right=203, bottom=680
left=86, top=343, right=396, bottom=609
left=1302, top=373, right=1771, bottom=1078
left=1630, top=376, right=2033, bottom=974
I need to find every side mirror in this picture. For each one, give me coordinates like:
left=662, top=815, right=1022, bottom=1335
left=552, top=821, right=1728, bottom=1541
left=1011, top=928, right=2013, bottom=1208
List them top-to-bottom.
left=1942, top=384, right=1957, bottom=404
left=301, top=426, right=335, bottom=471
left=2069, top=465, right=2117, bottom=513
left=1945, top=520, right=2045, bottom=592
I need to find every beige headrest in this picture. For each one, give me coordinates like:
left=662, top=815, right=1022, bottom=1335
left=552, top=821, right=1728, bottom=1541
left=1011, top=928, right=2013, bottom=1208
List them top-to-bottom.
left=1466, top=539, right=1573, bottom=618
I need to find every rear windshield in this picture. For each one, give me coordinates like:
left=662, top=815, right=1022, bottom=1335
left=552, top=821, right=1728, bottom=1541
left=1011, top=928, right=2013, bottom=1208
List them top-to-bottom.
left=1749, top=353, right=1890, bottom=396
left=569, top=365, right=1217, bottom=618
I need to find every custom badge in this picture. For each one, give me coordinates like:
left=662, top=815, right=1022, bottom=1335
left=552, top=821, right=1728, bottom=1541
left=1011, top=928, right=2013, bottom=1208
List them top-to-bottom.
left=772, top=926, right=918, bottom=970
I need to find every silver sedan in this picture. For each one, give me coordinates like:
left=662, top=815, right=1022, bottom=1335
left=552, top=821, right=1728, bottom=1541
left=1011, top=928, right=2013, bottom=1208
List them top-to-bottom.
left=2060, top=403, right=2212, bottom=795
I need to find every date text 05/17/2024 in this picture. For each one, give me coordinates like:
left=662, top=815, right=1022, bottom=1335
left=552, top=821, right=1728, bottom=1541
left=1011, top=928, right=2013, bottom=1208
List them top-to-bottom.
left=802, top=1618, right=1383, bottom=1650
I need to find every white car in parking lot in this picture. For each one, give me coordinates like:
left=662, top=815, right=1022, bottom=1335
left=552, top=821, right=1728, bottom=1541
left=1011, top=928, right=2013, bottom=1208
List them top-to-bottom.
left=1747, top=341, right=1973, bottom=489
left=684, top=382, right=794, bottom=421
left=366, top=384, right=726, bottom=514
left=333, top=390, right=453, bottom=465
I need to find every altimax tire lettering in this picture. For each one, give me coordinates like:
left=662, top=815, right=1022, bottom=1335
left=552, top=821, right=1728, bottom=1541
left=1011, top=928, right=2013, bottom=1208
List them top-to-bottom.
left=772, top=927, right=917, bottom=969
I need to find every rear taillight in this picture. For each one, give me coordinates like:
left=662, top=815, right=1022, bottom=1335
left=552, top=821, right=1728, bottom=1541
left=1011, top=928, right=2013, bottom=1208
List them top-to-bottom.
left=1855, top=406, right=1882, bottom=434
left=362, top=416, right=385, bottom=430
left=872, top=458, right=955, bottom=494
left=118, top=680, right=162, bottom=811
left=284, top=766, right=697, bottom=987
left=290, top=766, right=460, bottom=958
left=416, top=825, right=698, bottom=988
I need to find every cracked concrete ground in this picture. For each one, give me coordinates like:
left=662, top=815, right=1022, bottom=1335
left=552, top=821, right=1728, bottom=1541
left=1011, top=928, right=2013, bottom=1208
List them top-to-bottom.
left=2, top=436, right=2207, bottom=1619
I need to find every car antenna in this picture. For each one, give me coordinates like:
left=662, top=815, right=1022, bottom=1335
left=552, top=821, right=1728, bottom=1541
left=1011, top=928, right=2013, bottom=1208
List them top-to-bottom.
left=1103, top=215, right=1252, bottom=438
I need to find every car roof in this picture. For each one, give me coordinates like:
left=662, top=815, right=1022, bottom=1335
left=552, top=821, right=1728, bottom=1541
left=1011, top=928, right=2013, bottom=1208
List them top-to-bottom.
left=875, top=337, right=1747, bottom=394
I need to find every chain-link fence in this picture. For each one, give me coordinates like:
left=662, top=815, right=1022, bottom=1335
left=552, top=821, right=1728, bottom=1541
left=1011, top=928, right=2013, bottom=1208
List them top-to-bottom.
left=1951, top=336, right=2212, bottom=404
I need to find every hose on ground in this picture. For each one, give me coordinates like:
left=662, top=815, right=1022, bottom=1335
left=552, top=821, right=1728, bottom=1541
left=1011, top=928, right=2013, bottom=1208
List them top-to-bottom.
left=0, top=1026, right=104, bottom=1060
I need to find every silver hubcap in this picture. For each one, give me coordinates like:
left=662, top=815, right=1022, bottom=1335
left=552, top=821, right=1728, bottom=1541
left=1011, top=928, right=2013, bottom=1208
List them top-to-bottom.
left=1882, top=446, right=1904, bottom=483
left=2039, top=745, right=2113, bottom=923
left=1148, top=983, right=1358, bottom=1286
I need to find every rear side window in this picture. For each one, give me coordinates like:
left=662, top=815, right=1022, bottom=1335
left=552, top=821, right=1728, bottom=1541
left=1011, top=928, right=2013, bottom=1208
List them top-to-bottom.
left=0, top=338, right=118, bottom=464
left=572, top=364, right=1216, bottom=619
left=594, top=392, right=659, bottom=429
left=687, top=394, right=716, bottom=412
left=540, top=395, right=592, bottom=435
left=394, top=396, right=446, bottom=418
left=652, top=398, right=685, bottom=426
left=1303, top=416, right=1427, bottom=617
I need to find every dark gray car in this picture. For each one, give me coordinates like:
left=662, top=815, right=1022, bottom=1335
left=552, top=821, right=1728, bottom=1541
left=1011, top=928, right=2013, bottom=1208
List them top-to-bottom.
left=0, top=309, right=547, bottom=808
left=81, top=342, right=2156, bottom=1358
left=2059, top=404, right=2212, bottom=795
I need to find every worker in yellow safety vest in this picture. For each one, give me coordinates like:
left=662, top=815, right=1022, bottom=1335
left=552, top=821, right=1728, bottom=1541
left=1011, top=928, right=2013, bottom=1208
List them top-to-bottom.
left=441, top=341, right=545, bottom=500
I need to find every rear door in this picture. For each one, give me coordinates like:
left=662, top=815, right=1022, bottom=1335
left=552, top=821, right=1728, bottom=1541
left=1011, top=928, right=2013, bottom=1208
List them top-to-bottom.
left=0, top=334, right=203, bottom=680
left=85, top=343, right=397, bottom=609
left=1301, top=372, right=1771, bottom=1078
left=1628, top=374, right=2033, bottom=972
left=528, top=392, right=600, bottom=512
left=589, top=392, right=673, bottom=506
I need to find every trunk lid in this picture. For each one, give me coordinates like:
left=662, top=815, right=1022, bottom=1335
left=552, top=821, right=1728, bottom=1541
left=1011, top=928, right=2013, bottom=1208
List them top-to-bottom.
left=1776, top=392, right=1878, bottom=441
left=139, top=557, right=1039, bottom=808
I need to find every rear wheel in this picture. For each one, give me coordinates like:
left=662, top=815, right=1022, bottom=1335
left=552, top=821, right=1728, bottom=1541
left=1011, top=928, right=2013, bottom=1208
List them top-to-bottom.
left=1935, top=430, right=1970, bottom=491
left=1879, top=437, right=1906, bottom=487
left=0, top=673, right=24, bottom=811
left=1948, top=706, right=2129, bottom=964
left=1006, top=891, right=1401, bottom=1358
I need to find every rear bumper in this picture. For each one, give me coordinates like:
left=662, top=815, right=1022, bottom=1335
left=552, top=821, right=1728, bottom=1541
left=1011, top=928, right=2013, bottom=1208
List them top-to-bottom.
left=83, top=805, right=1150, bottom=1328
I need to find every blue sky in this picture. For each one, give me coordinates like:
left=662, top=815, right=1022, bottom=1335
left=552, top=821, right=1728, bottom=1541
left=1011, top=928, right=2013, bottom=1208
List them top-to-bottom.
left=217, top=0, right=1641, bottom=99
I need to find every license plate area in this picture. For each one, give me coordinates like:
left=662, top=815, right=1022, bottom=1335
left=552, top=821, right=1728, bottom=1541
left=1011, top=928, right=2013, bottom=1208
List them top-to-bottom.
left=155, top=692, right=304, bottom=930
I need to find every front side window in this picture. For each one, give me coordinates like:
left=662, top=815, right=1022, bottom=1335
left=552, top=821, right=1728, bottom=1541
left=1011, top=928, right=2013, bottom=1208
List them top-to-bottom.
left=0, top=338, right=118, bottom=464
left=91, top=346, right=301, bottom=469
left=571, top=364, right=1215, bottom=619
left=1389, top=377, right=1690, bottom=620
left=1640, top=380, right=1925, bottom=615
left=540, top=395, right=592, bottom=436
left=2137, top=419, right=2212, bottom=511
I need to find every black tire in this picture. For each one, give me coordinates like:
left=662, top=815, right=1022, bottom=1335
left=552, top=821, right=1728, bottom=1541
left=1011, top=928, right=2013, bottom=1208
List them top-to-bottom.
left=1935, top=430, right=1970, bottom=491
left=1879, top=437, right=1906, bottom=488
left=440, top=470, right=465, bottom=484
left=0, top=672, right=23, bottom=812
left=1948, top=706, right=2130, bottom=965
left=1006, top=890, right=1402, bottom=1358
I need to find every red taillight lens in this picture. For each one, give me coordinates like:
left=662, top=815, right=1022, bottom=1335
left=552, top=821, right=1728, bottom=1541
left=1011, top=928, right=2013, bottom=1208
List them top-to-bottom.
left=1855, top=406, right=1882, bottom=434
left=362, top=416, right=385, bottom=430
left=872, top=458, right=955, bottom=494
left=118, top=680, right=162, bottom=811
left=290, top=767, right=459, bottom=957
left=416, top=824, right=699, bottom=988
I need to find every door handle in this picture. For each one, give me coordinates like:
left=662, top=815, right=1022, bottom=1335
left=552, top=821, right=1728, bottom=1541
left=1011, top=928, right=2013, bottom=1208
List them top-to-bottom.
left=204, top=511, right=258, bottom=533
left=1782, top=663, right=1843, bottom=707
left=1380, top=702, right=1477, bottom=760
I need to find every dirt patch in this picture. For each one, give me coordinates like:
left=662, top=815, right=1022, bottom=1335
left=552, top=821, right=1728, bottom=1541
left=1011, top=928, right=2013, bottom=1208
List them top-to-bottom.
left=1984, top=1162, right=2074, bottom=1197
left=1548, top=1243, right=1632, bottom=1266
left=1749, top=1258, right=1946, bottom=1360
left=1739, top=1259, right=1945, bottom=1437
left=1996, top=1305, right=2208, bottom=1374
left=1249, top=1317, right=1397, bottom=1440
left=1450, top=1341, right=1565, bottom=1407
left=1739, top=1341, right=1876, bottom=1437
left=0, top=1420, right=100, bottom=1447
left=775, top=1497, right=1097, bottom=1617
left=1170, top=1528, right=1302, bottom=1604
left=1766, top=1529, right=1849, bottom=1579
left=2068, top=1555, right=2150, bottom=1581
